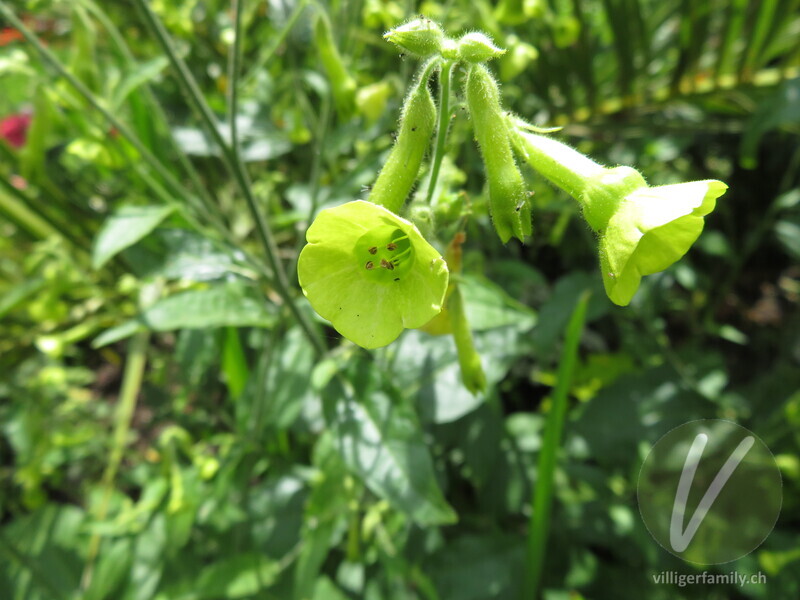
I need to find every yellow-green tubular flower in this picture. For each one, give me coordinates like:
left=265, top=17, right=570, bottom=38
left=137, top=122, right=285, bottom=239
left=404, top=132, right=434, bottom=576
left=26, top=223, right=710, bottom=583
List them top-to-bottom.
left=314, top=12, right=356, bottom=118
left=383, top=17, right=445, bottom=57
left=368, top=59, right=438, bottom=214
left=465, top=64, right=532, bottom=243
left=512, top=129, right=728, bottom=306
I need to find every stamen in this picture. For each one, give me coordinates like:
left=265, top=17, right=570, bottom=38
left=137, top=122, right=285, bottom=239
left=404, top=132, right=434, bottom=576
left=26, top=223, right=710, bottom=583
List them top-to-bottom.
left=368, top=246, right=378, bottom=255
left=391, top=247, right=412, bottom=263
left=380, top=259, right=395, bottom=270
left=365, top=261, right=375, bottom=270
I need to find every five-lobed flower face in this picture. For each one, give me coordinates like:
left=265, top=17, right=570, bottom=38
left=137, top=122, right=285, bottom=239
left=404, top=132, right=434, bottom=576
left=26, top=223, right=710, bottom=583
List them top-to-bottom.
left=596, top=179, right=728, bottom=306
left=298, top=201, right=449, bottom=349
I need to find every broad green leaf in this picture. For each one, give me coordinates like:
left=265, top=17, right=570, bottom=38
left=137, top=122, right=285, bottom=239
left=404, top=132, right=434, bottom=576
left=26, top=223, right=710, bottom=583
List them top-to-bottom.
left=92, top=205, right=175, bottom=269
left=775, top=218, right=800, bottom=261
left=124, top=229, right=237, bottom=281
left=532, top=272, right=608, bottom=359
left=459, top=273, right=537, bottom=331
left=0, top=277, right=45, bottom=318
left=93, top=282, right=276, bottom=347
left=387, top=326, right=531, bottom=424
left=326, top=381, right=456, bottom=525
left=295, top=434, right=349, bottom=600
left=427, top=534, right=524, bottom=600
left=84, top=539, right=133, bottom=600
left=156, top=554, right=279, bottom=600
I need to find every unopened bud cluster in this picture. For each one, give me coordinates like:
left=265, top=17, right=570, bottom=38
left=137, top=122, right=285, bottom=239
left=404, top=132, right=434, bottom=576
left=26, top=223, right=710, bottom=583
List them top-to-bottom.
left=384, top=18, right=505, bottom=64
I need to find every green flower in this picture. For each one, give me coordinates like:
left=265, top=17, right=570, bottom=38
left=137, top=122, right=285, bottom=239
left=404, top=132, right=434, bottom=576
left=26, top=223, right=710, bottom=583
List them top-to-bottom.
left=512, top=129, right=728, bottom=306
left=594, top=179, right=727, bottom=306
left=298, top=201, right=449, bottom=349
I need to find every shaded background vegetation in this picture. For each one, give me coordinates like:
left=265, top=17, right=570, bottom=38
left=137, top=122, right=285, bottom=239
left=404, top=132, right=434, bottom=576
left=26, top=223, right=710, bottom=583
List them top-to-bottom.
left=1, top=0, right=799, bottom=598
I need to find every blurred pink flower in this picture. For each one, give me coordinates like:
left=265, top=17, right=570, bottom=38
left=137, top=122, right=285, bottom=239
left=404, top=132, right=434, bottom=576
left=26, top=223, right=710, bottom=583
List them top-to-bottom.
left=0, top=28, right=24, bottom=47
left=0, top=114, right=32, bottom=148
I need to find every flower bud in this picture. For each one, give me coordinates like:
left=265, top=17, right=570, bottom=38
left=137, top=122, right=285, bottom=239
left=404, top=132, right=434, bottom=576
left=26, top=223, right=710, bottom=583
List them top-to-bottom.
left=315, top=13, right=356, bottom=118
left=383, top=17, right=445, bottom=57
left=457, top=32, right=506, bottom=63
left=500, top=35, right=538, bottom=80
left=368, top=60, right=438, bottom=214
left=465, top=64, right=531, bottom=242
left=356, top=81, right=393, bottom=123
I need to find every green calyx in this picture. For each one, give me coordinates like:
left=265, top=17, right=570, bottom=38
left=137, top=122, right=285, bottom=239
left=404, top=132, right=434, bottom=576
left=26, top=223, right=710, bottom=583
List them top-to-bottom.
left=383, top=17, right=445, bottom=57
left=466, top=64, right=531, bottom=243
left=511, top=128, right=728, bottom=306
left=581, top=166, right=647, bottom=231
left=298, top=201, right=449, bottom=349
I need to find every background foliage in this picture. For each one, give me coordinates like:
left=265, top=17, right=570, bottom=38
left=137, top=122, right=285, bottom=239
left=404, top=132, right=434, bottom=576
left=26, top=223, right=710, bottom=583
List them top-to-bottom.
left=1, top=0, right=799, bottom=598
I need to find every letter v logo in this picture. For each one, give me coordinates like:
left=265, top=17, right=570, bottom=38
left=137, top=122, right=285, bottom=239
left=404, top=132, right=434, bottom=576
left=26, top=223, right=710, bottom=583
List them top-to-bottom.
left=669, top=433, right=755, bottom=552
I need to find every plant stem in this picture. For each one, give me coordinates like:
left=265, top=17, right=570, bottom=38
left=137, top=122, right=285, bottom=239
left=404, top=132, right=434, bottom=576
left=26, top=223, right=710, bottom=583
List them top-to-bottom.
left=133, top=0, right=325, bottom=356
left=228, top=0, right=244, bottom=163
left=425, top=60, right=455, bottom=205
left=523, top=292, right=590, bottom=600
left=80, top=328, right=151, bottom=591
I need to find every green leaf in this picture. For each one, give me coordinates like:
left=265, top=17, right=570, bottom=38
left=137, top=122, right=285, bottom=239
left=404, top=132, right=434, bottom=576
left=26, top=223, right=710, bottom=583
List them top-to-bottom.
left=111, top=56, right=169, bottom=109
left=92, top=204, right=175, bottom=269
left=774, top=218, right=800, bottom=260
left=123, top=229, right=238, bottom=281
left=459, top=273, right=537, bottom=331
left=0, top=277, right=45, bottom=319
left=93, top=282, right=276, bottom=347
left=388, top=325, right=532, bottom=424
left=221, top=327, right=249, bottom=399
left=326, top=380, right=456, bottom=525
left=295, top=435, right=350, bottom=600
left=428, top=534, right=524, bottom=600
left=84, top=539, right=133, bottom=600
left=194, top=554, right=279, bottom=599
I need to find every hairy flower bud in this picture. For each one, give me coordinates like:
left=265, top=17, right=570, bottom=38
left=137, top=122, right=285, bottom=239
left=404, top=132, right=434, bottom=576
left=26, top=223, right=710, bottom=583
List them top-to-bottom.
left=383, top=17, right=445, bottom=57
left=457, top=32, right=506, bottom=63
left=465, top=64, right=531, bottom=243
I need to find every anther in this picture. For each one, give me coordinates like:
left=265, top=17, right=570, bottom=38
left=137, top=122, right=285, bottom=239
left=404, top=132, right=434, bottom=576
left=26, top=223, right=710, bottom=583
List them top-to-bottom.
left=386, top=243, right=397, bottom=251
left=368, top=246, right=377, bottom=254
left=380, top=259, right=395, bottom=270
left=365, top=261, right=375, bottom=270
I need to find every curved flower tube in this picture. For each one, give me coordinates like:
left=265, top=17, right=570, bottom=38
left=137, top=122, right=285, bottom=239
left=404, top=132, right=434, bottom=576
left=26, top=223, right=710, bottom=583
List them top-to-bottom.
left=512, top=128, right=728, bottom=305
left=298, top=201, right=449, bottom=349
